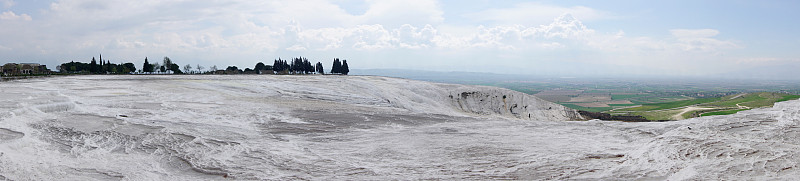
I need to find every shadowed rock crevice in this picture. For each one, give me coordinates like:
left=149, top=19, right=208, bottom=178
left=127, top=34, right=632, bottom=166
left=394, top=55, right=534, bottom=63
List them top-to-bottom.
left=0, top=128, right=24, bottom=142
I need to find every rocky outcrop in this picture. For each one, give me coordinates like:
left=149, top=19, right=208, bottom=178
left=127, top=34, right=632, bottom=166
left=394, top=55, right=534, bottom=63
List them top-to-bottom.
left=328, top=76, right=583, bottom=121
left=445, top=87, right=583, bottom=121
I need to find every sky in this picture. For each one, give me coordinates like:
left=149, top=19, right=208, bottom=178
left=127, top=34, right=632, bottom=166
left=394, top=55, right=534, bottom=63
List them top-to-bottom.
left=1, top=0, right=799, bottom=78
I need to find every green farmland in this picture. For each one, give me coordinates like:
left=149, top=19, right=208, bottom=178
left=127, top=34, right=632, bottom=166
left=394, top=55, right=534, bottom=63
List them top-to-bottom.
left=607, top=92, right=800, bottom=120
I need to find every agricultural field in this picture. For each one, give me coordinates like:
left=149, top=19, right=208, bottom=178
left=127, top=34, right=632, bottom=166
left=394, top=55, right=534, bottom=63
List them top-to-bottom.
left=482, top=78, right=800, bottom=121
left=532, top=90, right=582, bottom=102
left=609, top=92, right=800, bottom=120
left=561, top=104, right=614, bottom=112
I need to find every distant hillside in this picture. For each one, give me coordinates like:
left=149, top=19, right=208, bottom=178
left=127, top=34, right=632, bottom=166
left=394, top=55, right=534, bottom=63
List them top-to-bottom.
left=710, top=63, right=800, bottom=80
left=352, top=69, right=533, bottom=84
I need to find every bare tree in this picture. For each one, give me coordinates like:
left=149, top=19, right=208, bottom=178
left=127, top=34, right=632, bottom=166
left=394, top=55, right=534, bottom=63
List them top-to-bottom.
left=162, top=57, right=172, bottom=68
left=152, top=63, right=160, bottom=72
left=183, top=64, right=192, bottom=74
left=196, top=64, right=204, bottom=73
left=210, top=65, right=218, bottom=72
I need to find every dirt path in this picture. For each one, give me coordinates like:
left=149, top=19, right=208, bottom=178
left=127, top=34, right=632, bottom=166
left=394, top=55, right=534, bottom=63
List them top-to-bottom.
left=730, top=93, right=747, bottom=100
left=736, top=103, right=751, bottom=109
left=607, top=105, right=641, bottom=112
left=672, top=106, right=716, bottom=120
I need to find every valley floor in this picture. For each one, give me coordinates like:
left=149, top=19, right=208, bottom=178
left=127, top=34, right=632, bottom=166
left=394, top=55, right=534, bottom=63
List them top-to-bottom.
left=1, top=75, right=799, bottom=180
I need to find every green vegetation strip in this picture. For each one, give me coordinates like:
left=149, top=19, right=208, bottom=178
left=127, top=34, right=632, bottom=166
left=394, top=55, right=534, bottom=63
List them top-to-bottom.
left=709, top=93, right=800, bottom=108
left=611, top=94, right=646, bottom=100
left=776, top=95, right=800, bottom=102
left=619, top=97, right=720, bottom=111
left=561, top=104, right=614, bottom=112
left=608, top=104, right=638, bottom=107
left=630, top=109, right=684, bottom=120
left=702, top=109, right=750, bottom=116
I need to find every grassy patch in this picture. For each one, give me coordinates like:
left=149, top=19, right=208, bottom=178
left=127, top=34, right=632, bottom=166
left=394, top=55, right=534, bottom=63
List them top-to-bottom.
left=705, top=92, right=800, bottom=108
left=707, top=93, right=765, bottom=107
left=611, top=94, right=646, bottom=100
left=775, top=94, right=800, bottom=102
left=628, top=95, right=692, bottom=104
left=619, top=97, right=720, bottom=111
left=561, top=104, right=614, bottom=112
left=608, top=104, right=639, bottom=107
left=681, top=108, right=726, bottom=119
left=631, top=109, right=684, bottom=120
left=702, top=109, right=750, bottom=116
left=680, top=110, right=700, bottom=119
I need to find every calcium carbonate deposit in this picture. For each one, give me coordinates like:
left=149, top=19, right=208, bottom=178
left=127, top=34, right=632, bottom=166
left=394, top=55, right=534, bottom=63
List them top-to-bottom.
left=1, top=75, right=799, bottom=180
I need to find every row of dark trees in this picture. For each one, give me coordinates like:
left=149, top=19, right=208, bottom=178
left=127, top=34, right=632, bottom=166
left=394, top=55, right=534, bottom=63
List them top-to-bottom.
left=59, top=55, right=136, bottom=74
left=60, top=55, right=351, bottom=75
left=142, top=57, right=183, bottom=74
left=268, top=57, right=349, bottom=75
left=271, top=57, right=316, bottom=74
left=271, top=58, right=289, bottom=74
left=330, top=58, right=349, bottom=75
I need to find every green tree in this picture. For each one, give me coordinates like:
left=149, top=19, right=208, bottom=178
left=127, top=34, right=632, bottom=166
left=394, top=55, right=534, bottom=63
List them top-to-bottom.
left=254, top=62, right=266, bottom=74
left=123, top=63, right=136, bottom=73
left=170, top=64, right=182, bottom=74
left=226, top=66, right=238, bottom=71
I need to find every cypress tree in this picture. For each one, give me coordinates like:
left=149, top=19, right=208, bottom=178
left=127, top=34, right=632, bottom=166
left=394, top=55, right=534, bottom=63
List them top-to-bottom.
left=90, top=57, right=98, bottom=74
left=143, top=57, right=152, bottom=72
left=302, top=58, right=311, bottom=74
left=332, top=58, right=341, bottom=74
left=273, top=59, right=279, bottom=73
left=283, top=60, right=289, bottom=73
left=342, top=60, right=349, bottom=75
left=316, top=62, right=324, bottom=74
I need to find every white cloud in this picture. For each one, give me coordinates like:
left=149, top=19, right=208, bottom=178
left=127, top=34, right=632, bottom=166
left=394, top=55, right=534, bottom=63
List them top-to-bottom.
left=1, top=0, right=13, bottom=8
left=255, top=0, right=357, bottom=29
left=358, top=0, right=443, bottom=27
left=465, top=2, right=609, bottom=26
left=0, top=11, right=30, bottom=21
left=282, top=13, right=596, bottom=51
left=527, top=14, right=595, bottom=39
left=393, top=24, right=437, bottom=49
left=670, top=29, right=738, bottom=51
left=670, top=29, right=719, bottom=38
left=113, top=39, right=146, bottom=49
left=538, top=42, right=565, bottom=49
left=286, top=45, right=307, bottom=51
left=734, top=57, right=800, bottom=64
